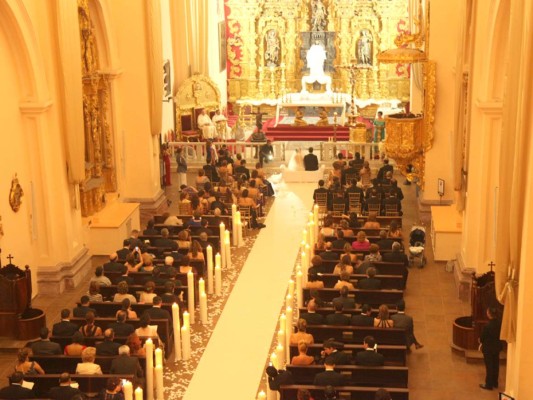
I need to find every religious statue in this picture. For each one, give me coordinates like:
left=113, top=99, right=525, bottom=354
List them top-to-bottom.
left=311, top=0, right=327, bottom=32
left=264, top=29, right=280, bottom=67
left=357, top=30, right=373, bottom=65
left=306, top=41, right=326, bottom=77
left=293, top=108, right=308, bottom=127
left=316, top=108, right=330, bottom=126
left=9, top=175, right=24, bottom=213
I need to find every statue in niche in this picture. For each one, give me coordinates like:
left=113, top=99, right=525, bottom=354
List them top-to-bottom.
left=311, top=0, right=327, bottom=32
left=264, top=29, right=280, bottom=67
left=357, top=30, right=373, bottom=66
left=306, top=41, right=326, bottom=77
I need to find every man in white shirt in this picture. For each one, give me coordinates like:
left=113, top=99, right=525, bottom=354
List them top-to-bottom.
left=197, top=109, right=215, bottom=139
left=212, top=109, right=232, bottom=140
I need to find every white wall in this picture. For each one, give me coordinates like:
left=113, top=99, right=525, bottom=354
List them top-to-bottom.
left=161, top=0, right=175, bottom=138
left=207, top=0, right=227, bottom=107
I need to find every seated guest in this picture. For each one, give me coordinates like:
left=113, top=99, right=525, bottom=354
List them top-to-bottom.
left=196, top=169, right=210, bottom=189
left=239, top=189, right=265, bottom=229
left=162, top=211, right=183, bottom=226
left=186, top=211, right=203, bottom=228
left=363, top=212, right=381, bottom=229
left=319, top=218, right=335, bottom=237
left=143, top=219, right=159, bottom=235
left=338, top=219, right=355, bottom=238
left=388, top=220, right=403, bottom=239
left=154, top=228, right=178, bottom=251
left=127, top=229, right=143, bottom=249
left=331, top=229, right=348, bottom=249
left=176, top=230, right=192, bottom=250
left=352, top=230, right=371, bottom=251
left=376, top=230, right=395, bottom=251
left=197, top=232, right=211, bottom=250
left=188, top=240, right=205, bottom=261
left=319, top=242, right=339, bottom=261
left=342, top=242, right=357, bottom=263
left=382, top=242, right=409, bottom=288
left=364, top=244, right=382, bottom=263
left=125, top=251, right=143, bottom=273
left=103, top=253, right=124, bottom=273
left=160, top=255, right=177, bottom=275
left=179, top=255, right=197, bottom=274
left=308, top=255, right=326, bottom=276
left=333, top=255, right=354, bottom=275
left=355, top=260, right=376, bottom=275
left=112, top=264, right=134, bottom=286
left=90, top=265, right=112, bottom=287
left=148, top=267, right=167, bottom=287
left=357, top=267, right=382, bottom=290
left=333, top=271, right=355, bottom=290
left=306, top=272, right=325, bottom=289
left=87, top=281, right=104, bottom=302
left=113, top=281, right=137, bottom=304
left=139, top=281, right=157, bottom=304
left=161, top=281, right=180, bottom=304
left=332, top=286, right=356, bottom=310
left=307, top=289, right=325, bottom=309
left=73, top=295, right=96, bottom=318
left=143, top=296, right=172, bottom=321
left=117, top=298, right=138, bottom=320
left=325, top=300, right=351, bottom=326
left=300, top=301, right=324, bottom=325
left=391, top=302, right=424, bottom=350
left=351, top=304, right=374, bottom=326
left=374, top=304, right=394, bottom=328
left=52, top=309, right=79, bottom=336
left=108, top=310, right=135, bottom=336
left=79, top=311, right=103, bottom=337
left=135, top=314, right=159, bottom=341
left=290, top=319, right=314, bottom=345
left=32, top=327, right=62, bottom=355
left=96, top=329, right=121, bottom=356
left=64, top=332, right=86, bottom=356
left=126, top=333, right=146, bottom=357
left=355, top=336, right=385, bottom=366
left=318, top=339, right=352, bottom=365
left=291, top=341, right=315, bottom=365
left=110, top=345, right=144, bottom=385
left=76, top=346, right=103, bottom=374
left=14, top=347, right=45, bottom=375
left=313, top=356, right=345, bottom=386
left=266, top=366, right=294, bottom=391
left=0, top=371, right=36, bottom=399
left=48, top=372, right=83, bottom=400
left=100, top=377, right=125, bottom=400
left=375, top=388, right=392, bottom=400
left=297, top=389, right=313, bottom=400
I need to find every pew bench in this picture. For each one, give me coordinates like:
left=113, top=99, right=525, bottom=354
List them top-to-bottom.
left=329, top=215, right=403, bottom=228
left=316, top=273, right=405, bottom=290
left=99, top=284, right=190, bottom=304
left=303, top=288, right=403, bottom=306
left=82, top=302, right=174, bottom=320
left=297, top=307, right=398, bottom=318
left=305, top=325, right=406, bottom=345
left=50, top=335, right=160, bottom=351
left=289, top=344, right=406, bottom=366
left=30, top=354, right=147, bottom=376
left=279, top=385, right=409, bottom=400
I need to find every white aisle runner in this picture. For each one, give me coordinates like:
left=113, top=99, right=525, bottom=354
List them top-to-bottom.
left=183, top=182, right=314, bottom=400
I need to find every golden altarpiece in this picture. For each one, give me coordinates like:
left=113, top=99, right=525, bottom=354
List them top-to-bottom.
left=78, top=0, right=116, bottom=217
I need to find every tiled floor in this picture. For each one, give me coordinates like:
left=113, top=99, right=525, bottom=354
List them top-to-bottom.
left=0, top=144, right=505, bottom=399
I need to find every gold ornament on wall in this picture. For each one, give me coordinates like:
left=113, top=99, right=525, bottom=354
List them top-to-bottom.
left=9, top=175, right=24, bottom=213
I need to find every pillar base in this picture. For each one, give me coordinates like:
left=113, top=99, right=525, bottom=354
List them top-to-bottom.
left=123, top=189, right=168, bottom=222
left=454, top=252, right=475, bottom=301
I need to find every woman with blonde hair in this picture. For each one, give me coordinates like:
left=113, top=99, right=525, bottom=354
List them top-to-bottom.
left=352, top=231, right=371, bottom=251
left=188, top=240, right=205, bottom=261
left=342, top=242, right=357, bottom=263
left=139, top=254, right=155, bottom=273
left=333, top=254, right=354, bottom=275
left=333, top=271, right=355, bottom=290
left=87, top=281, right=103, bottom=302
left=374, top=304, right=394, bottom=328
left=289, top=319, right=314, bottom=345
left=291, top=341, right=315, bottom=365
left=14, top=347, right=45, bottom=375
left=76, top=347, right=102, bottom=374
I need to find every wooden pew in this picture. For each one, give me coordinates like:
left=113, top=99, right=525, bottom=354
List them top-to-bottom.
left=329, top=215, right=403, bottom=228
left=317, top=260, right=407, bottom=276
left=104, top=271, right=192, bottom=287
left=316, top=273, right=404, bottom=289
left=99, top=284, right=189, bottom=303
left=303, top=288, right=403, bottom=306
left=82, top=302, right=174, bottom=319
left=297, top=307, right=398, bottom=318
left=70, top=317, right=172, bottom=354
left=305, top=325, right=406, bottom=345
left=50, top=335, right=160, bottom=351
left=288, top=344, right=406, bottom=366
left=30, top=354, right=147, bottom=376
left=286, top=365, right=408, bottom=388
left=24, top=374, right=136, bottom=398
left=279, top=385, right=409, bottom=400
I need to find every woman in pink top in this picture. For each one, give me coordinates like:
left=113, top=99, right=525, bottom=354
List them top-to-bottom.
left=352, top=231, right=371, bottom=251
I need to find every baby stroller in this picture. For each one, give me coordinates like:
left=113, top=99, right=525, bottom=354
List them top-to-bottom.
left=408, top=224, right=426, bottom=267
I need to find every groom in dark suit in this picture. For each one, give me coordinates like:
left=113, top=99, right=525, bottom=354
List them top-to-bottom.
left=304, top=147, right=319, bottom=171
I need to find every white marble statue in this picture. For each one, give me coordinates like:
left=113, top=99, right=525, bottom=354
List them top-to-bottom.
left=311, top=0, right=327, bottom=32
left=357, top=30, right=373, bottom=65
left=301, top=42, right=332, bottom=93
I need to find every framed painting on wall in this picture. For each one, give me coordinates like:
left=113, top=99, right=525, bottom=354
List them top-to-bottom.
left=219, top=21, right=227, bottom=72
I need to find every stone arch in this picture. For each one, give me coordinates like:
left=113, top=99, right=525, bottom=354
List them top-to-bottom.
left=0, top=0, right=49, bottom=103
left=87, top=0, right=119, bottom=71
left=486, top=0, right=511, bottom=100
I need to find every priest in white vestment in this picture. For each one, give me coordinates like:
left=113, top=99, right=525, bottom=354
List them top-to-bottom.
left=197, top=109, right=216, bottom=139
left=212, top=109, right=233, bottom=140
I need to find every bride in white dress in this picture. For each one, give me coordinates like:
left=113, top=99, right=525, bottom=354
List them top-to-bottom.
left=288, top=148, right=305, bottom=171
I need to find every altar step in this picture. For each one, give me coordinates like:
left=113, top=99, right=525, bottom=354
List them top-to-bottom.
left=264, top=124, right=351, bottom=141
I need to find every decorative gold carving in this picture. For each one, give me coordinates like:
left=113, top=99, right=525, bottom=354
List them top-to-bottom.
left=423, top=60, right=436, bottom=152
left=9, top=175, right=24, bottom=213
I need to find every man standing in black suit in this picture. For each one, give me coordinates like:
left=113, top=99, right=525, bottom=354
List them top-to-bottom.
left=304, top=147, right=319, bottom=171
left=382, top=242, right=409, bottom=288
left=103, top=253, right=124, bottom=273
left=357, top=267, right=382, bottom=290
left=325, top=300, right=351, bottom=325
left=300, top=301, right=325, bottom=325
left=351, top=304, right=374, bottom=326
left=479, top=307, right=503, bottom=390
left=52, top=309, right=79, bottom=337
left=109, top=311, right=135, bottom=337
left=32, top=327, right=62, bottom=355
left=96, top=329, right=121, bottom=356
left=355, top=336, right=385, bottom=366
left=110, top=345, right=144, bottom=385
left=313, top=356, right=346, bottom=386
left=0, top=372, right=35, bottom=399
left=48, top=373, right=82, bottom=400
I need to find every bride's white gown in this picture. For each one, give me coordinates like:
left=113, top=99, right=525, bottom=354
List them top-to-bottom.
left=288, top=150, right=304, bottom=171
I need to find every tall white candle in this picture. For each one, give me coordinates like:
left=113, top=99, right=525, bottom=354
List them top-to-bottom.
left=313, top=203, right=319, bottom=226
left=231, top=204, right=237, bottom=245
left=309, top=211, right=314, bottom=223
left=236, top=220, right=243, bottom=247
left=309, top=221, right=315, bottom=247
left=219, top=222, right=226, bottom=268
left=302, top=229, right=308, bottom=244
left=225, top=234, right=231, bottom=268
left=206, top=245, right=214, bottom=294
left=301, top=251, right=307, bottom=286
left=215, top=263, right=222, bottom=296
left=187, top=271, right=195, bottom=324
left=296, top=271, right=303, bottom=309
left=198, top=278, right=205, bottom=295
left=288, top=279, right=295, bottom=300
left=200, top=292, right=208, bottom=324
left=286, top=294, right=292, bottom=311
left=171, top=303, right=182, bottom=362
left=285, top=306, right=293, bottom=363
left=183, top=311, right=190, bottom=328
left=279, top=313, right=286, bottom=334
left=181, top=325, right=191, bottom=360
left=277, top=329, right=285, bottom=349
left=145, top=338, right=154, bottom=400
left=276, top=343, right=285, bottom=368
left=154, top=347, right=163, bottom=367
left=270, top=352, right=278, bottom=370
left=155, top=364, right=164, bottom=400
left=266, top=370, right=276, bottom=400
left=123, top=380, right=133, bottom=400
left=134, top=387, right=143, bottom=400
left=257, top=390, right=266, bottom=400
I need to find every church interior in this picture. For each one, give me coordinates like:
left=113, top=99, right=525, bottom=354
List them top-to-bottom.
left=0, top=0, right=532, bottom=399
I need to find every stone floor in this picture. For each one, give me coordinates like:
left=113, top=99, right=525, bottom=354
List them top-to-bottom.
left=0, top=143, right=505, bottom=399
